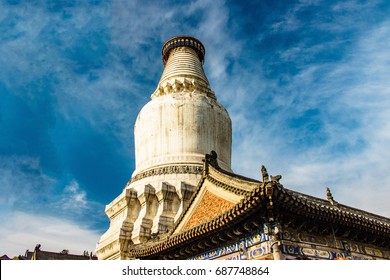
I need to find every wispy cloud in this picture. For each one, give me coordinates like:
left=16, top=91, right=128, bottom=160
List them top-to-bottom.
left=1, top=0, right=389, bottom=257
left=227, top=7, right=390, bottom=217
left=0, top=155, right=106, bottom=256
left=0, top=156, right=106, bottom=228
left=0, top=156, right=56, bottom=209
left=60, top=180, right=88, bottom=210
left=0, top=211, right=101, bottom=257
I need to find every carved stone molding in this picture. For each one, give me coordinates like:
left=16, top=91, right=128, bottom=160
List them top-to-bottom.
left=162, top=36, right=205, bottom=65
left=152, top=78, right=215, bottom=99
left=128, top=165, right=203, bottom=186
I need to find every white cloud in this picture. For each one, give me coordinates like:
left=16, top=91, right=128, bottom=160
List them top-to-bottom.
left=2, top=0, right=389, bottom=259
left=189, top=0, right=236, bottom=80
left=271, top=0, right=321, bottom=32
left=228, top=18, right=390, bottom=218
left=0, top=155, right=106, bottom=228
left=0, top=156, right=56, bottom=208
left=62, top=181, right=88, bottom=209
left=0, top=211, right=101, bottom=258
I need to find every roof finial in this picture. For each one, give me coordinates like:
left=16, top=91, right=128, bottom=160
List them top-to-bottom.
left=205, top=150, right=219, bottom=169
left=261, top=165, right=269, bottom=182
left=271, top=174, right=282, bottom=183
left=326, top=187, right=336, bottom=205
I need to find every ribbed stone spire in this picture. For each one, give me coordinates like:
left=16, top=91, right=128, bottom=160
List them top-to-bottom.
left=152, top=36, right=215, bottom=99
left=162, top=36, right=205, bottom=65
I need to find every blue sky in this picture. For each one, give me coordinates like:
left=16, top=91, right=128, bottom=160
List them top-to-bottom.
left=1, top=0, right=390, bottom=257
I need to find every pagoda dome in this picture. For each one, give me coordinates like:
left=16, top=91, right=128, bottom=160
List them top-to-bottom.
left=133, top=36, right=232, bottom=176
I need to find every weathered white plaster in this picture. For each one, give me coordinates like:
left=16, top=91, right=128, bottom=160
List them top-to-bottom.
left=96, top=38, right=232, bottom=260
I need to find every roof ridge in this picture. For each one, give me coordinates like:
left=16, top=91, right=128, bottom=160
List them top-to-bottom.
left=170, top=156, right=260, bottom=234
left=130, top=180, right=265, bottom=257
left=282, top=188, right=390, bottom=225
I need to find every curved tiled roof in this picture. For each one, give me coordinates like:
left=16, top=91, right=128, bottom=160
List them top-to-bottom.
left=170, top=156, right=260, bottom=234
left=129, top=157, right=390, bottom=259
left=130, top=183, right=265, bottom=258
left=274, top=186, right=390, bottom=236
left=281, top=188, right=390, bottom=226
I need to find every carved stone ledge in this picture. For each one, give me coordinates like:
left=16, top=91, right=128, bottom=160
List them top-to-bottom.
left=152, top=78, right=215, bottom=99
left=128, top=165, right=203, bottom=185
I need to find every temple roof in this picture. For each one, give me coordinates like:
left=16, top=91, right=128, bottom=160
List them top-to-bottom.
left=129, top=152, right=390, bottom=259
left=281, top=188, right=390, bottom=226
left=24, top=245, right=97, bottom=260
left=0, top=254, right=11, bottom=260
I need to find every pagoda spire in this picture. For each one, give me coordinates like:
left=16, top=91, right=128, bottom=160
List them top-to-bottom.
left=152, top=36, right=215, bottom=99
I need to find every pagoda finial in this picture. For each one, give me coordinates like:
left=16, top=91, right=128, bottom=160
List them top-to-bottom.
left=152, top=35, right=213, bottom=99
left=162, top=36, right=205, bottom=65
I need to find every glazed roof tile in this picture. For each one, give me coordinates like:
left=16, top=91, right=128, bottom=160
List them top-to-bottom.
left=129, top=155, right=390, bottom=258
